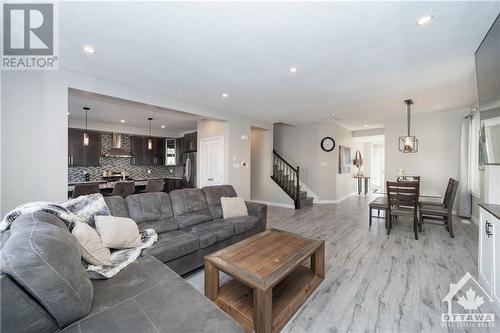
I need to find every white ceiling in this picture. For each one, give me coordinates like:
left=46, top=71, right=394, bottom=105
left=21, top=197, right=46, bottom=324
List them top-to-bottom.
left=59, top=2, right=500, bottom=130
left=68, top=90, right=201, bottom=132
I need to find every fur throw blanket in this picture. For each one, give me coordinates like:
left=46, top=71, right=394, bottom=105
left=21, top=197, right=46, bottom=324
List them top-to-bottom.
left=0, top=193, right=110, bottom=232
left=1, top=194, right=158, bottom=279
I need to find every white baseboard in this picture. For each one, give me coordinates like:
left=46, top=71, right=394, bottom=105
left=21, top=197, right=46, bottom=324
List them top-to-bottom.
left=249, top=200, right=295, bottom=209
left=471, top=215, right=479, bottom=226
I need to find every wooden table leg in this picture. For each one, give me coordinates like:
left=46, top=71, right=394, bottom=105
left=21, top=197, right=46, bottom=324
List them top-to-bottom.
left=311, top=242, right=325, bottom=278
left=204, top=261, right=219, bottom=301
left=253, top=288, right=272, bottom=333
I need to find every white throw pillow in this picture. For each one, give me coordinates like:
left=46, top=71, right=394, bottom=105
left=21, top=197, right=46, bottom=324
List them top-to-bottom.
left=220, top=197, right=249, bottom=219
left=95, top=216, right=142, bottom=249
left=71, top=221, right=111, bottom=266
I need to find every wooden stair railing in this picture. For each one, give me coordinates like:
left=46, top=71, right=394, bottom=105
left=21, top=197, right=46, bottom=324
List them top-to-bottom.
left=271, top=149, right=300, bottom=209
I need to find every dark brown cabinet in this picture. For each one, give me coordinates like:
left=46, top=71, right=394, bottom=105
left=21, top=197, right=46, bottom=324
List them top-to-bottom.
left=68, top=128, right=101, bottom=167
left=176, top=132, right=197, bottom=165
left=131, top=136, right=165, bottom=166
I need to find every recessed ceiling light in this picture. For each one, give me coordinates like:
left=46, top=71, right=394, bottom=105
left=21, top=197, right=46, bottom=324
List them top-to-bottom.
left=416, top=15, right=433, bottom=26
left=83, top=45, right=96, bottom=54
left=289, top=67, right=297, bottom=73
left=222, top=93, right=229, bottom=98
left=67, top=112, right=71, bottom=115
left=330, top=114, right=340, bottom=120
left=120, top=119, right=126, bottom=123
left=364, top=124, right=368, bottom=128
left=161, top=125, right=165, bottom=128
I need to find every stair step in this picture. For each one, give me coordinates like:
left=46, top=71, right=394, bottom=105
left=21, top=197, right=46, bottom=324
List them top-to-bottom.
left=300, top=197, right=314, bottom=207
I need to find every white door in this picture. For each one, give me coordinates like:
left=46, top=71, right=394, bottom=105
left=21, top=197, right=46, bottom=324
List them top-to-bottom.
left=200, top=137, right=224, bottom=187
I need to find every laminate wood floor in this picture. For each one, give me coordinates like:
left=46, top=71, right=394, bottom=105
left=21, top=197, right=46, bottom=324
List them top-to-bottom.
left=185, top=195, right=497, bottom=333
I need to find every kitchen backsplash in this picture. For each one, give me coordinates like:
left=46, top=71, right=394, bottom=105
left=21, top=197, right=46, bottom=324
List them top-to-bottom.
left=68, top=132, right=184, bottom=183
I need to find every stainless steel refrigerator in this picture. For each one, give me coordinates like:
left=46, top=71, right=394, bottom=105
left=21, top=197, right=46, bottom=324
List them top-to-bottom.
left=182, top=152, right=197, bottom=188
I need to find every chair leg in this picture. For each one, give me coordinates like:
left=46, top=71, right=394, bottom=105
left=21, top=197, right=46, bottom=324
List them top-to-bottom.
left=369, top=209, right=372, bottom=228
left=418, top=213, right=423, bottom=232
left=447, top=213, right=455, bottom=238
left=387, top=215, right=391, bottom=235
left=413, top=216, right=418, bottom=240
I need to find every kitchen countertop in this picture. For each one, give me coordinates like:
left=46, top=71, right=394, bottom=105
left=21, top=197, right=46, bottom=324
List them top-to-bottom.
left=68, top=177, right=183, bottom=191
left=479, top=203, right=500, bottom=220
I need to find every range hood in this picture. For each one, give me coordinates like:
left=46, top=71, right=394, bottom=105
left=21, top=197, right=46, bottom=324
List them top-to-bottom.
left=105, top=133, right=132, bottom=157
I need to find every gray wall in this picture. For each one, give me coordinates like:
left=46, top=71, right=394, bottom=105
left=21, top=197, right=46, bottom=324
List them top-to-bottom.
left=384, top=108, right=465, bottom=195
left=273, top=122, right=363, bottom=201
left=250, top=127, right=293, bottom=206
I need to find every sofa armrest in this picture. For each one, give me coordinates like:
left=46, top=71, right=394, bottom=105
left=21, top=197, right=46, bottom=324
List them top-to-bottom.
left=245, top=201, right=267, bottom=231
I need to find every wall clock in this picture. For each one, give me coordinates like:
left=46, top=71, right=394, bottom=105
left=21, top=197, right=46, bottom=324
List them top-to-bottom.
left=321, top=137, right=336, bottom=152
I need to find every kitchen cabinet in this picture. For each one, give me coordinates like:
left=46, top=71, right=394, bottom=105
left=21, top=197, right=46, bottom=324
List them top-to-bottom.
left=68, top=128, right=101, bottom=167
left=175, top=132, right=197, bottom=165
left=184, top=132, right=197, bottom=152
left=131, top=136, right=165, bottom=166
left=478, top=205, right=500, bottom=312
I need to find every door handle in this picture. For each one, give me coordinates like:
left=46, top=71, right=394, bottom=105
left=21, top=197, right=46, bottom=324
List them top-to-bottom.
left=208, top=178, right=214, bottom=181
left=486, top=221, right=493, bottom=238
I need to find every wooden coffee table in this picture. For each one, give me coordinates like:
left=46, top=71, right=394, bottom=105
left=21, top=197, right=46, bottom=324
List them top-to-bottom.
left=204, top=229, right=325, bottom=333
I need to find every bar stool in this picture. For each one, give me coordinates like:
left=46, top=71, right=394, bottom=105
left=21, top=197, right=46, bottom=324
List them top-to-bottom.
left=144, top=179, right=165, bottom=192
left=111, top=181, right=135, bottom=198
left=71, top=183, right=100, bottom=198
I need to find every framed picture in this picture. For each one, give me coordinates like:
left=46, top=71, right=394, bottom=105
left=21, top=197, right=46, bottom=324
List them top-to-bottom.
left=339, top=145, right=352, bottom=174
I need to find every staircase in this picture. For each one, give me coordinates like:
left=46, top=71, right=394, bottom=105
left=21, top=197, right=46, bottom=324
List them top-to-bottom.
left=271, top=149, right=314, bottom=209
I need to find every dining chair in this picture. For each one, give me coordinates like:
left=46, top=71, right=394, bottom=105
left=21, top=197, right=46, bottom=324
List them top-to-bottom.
left=418, top=178, right=459, bottom=238
left=419, top=178, right=453, bottom=207
left=144, top=179, right=165, bottom=192
left=111, top=181, right=136, bottom=198
left=386, top=181, right=420, bottom=239
left=71, top=183, right=100, bottom=198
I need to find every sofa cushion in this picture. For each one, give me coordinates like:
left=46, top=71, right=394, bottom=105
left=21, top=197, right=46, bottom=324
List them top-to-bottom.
left=202, top=185, right=238, bottom=219
left=170, top=189, right=212, bottom=228
left=125, top=192, right=178, bottom=233
left=104, top=196, right=130, bottom=218
left=1, top=213, right=93, bottom=327
left=223, top=215, right=259, bottom=235
left=183, top=221, right=234, bottom=249
left=141, top=231, right=199, bottom=262
left=89, top=256, right=178, bottom=315
left=62, top=263, right=243, bottom=333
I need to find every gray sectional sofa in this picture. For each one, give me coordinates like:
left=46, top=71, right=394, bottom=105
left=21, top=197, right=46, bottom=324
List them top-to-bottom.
left=0, top=185, right=267, bottom=333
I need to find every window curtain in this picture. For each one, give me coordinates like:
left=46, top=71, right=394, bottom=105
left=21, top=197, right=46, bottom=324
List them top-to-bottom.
left=457, top=117, right=471, bottom=217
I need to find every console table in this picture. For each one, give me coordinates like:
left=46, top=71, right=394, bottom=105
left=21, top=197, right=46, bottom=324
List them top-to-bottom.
left=353, top=175, right=370, bottom=195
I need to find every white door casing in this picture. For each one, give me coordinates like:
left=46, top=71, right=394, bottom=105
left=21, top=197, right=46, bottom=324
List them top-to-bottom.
left=199, top=136, right=224, bottom=187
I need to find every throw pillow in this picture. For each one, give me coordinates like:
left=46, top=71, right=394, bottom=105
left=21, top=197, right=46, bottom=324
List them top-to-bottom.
left=220, top=197, right=249, bottom=219
left=95, top=216, right=142, bottom=249
left=71, top=221, right=111, bottom=266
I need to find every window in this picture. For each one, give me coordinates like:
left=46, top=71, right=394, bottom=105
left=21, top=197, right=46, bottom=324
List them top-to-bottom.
left=468, top=113, right=480, bottom=197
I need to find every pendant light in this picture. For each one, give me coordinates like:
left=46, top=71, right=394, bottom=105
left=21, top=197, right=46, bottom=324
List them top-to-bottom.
left=399, top=99, right=418, bottom=153
left=83, top=107, right=90, bottom=146
left=147, top=117, right=153, bottom=150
